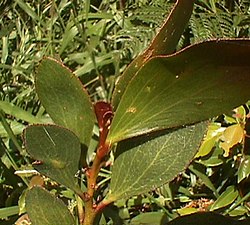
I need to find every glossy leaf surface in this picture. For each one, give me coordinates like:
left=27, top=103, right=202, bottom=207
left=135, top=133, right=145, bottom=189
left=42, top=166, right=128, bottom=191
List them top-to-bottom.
left=112, top=0, right=195, bottom=109
left=108, top=40, right=250, bottom=144
left=36, top=57, right=96, bottom=147
left=106, top=122, right=206, bottom=202
left=24, top=125, right=82, bottom=195
left=238, top=155, right=250, bottom=183
left=210, top=185, right=238, bottom=211
left=26, top=186, right=75, bottom=225
left=166, top=212, right=250, bottom=225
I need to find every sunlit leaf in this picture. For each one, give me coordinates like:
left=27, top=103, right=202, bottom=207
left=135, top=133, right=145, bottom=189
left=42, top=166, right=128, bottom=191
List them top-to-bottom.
left=112, top=0, right=195, bottom=109
left=108, top=40, right=250, bottom=144
left=196, top=123, right=224, bottom=158
left=220, top=124, right=244, bottom=157
left=238, top=156, right=250, bottom=183
left=210, top=185, right=238, bottom=211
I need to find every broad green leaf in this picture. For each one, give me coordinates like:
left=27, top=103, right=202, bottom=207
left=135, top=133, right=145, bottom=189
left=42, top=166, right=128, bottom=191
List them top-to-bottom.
left=112, top=0, right=195, bottom=110
left=108, top=40, right=250, bottom=144
left=36, top=58, right=96, bottom=147
left=106, top=122, right=206, bottom=202
left=24, top=125, right=82, bottom=195
left=238, top=155, right=250, bottom=183
left=210, top=185, right=238, bottom=211
left=26, top=186, right=75, bottom=225
left=130, top=212, right=167, bottom=225
left=166, top=212, right=250, bottom=225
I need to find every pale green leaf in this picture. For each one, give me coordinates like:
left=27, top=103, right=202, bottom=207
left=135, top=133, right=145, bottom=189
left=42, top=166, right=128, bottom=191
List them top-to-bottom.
left=210, top=186, right=238, bottom=211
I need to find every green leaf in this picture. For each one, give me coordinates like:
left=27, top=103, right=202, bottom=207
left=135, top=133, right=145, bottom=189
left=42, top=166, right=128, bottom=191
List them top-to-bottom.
left=112, top=0, right=195, bottom=110
left=108, top=40, right=250, bottom=144
left=36, top=57, right=96, bottom=147
left=0, top=101, right=43, bottom=124
left=106, top=122, right=207, bottom=202
left=195, top=123, right=223, bottom=158
left=24, top=125, right=82, bottom=195
left=238, top=155, right=250, bottom=183
left=189, top=163, right=218, bottom=197
left=210, top=185, right=238, bottom=211
left=26, top=186, right=75, bottom=225
left=0, top=206, right=19, bottom=219
left=130, top=212, right=167, bottom=225
left=166, top=212, right=250, bottom=225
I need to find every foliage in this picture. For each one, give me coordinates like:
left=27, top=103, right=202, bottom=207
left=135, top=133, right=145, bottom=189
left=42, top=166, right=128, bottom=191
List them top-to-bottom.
left=1, top=0, right=250, bottom=225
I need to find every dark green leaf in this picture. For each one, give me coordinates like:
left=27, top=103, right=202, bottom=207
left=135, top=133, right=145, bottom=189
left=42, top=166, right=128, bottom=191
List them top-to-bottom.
left=112, top=0, right=195, bottom=110
left=108, top=40, right=250, bottom=144
left=36, top=58, right=96, bottom=147
left=106, top=122, right=206, bottom=202
left=24, top=125, right=82, bottom=195
left=189, top=163, right=218, bottom=197
left=26, top=186, right=75, bottom=225
left=165, top=212, right=250, bottom=225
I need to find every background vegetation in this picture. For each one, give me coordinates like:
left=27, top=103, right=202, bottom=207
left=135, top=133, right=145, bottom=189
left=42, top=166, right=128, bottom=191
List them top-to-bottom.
left=1, top=0, right=250, bottom=224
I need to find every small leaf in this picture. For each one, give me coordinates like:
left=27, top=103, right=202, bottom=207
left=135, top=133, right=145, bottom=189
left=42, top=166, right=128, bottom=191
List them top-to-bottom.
left=112, top=0, right=195, bottom=110
left=108, top=40, right=250, bottom=144
left=36, top=58, right=96, bottom=147
left=106, top=122, right=207, bottom=202
left=195, top=123, right=223, bottom=158
left=220, top=124, right=244, bottom=157
left=24, top=125, right=82, bottom=195
left=198, top=147, right=224, bottom=167
left=238, top=156, right=250, bottom=183
left=189, top=163, right=218, bottom=196
left=210, top=185, right=238, bottom=211
left=26, top=186, right=75, bottom=225
left=166, top=212, right=250, bottom=225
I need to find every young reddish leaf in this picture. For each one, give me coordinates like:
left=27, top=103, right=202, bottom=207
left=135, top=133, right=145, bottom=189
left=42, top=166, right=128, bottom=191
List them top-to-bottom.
left=94, top=101, right=113, bottom=157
